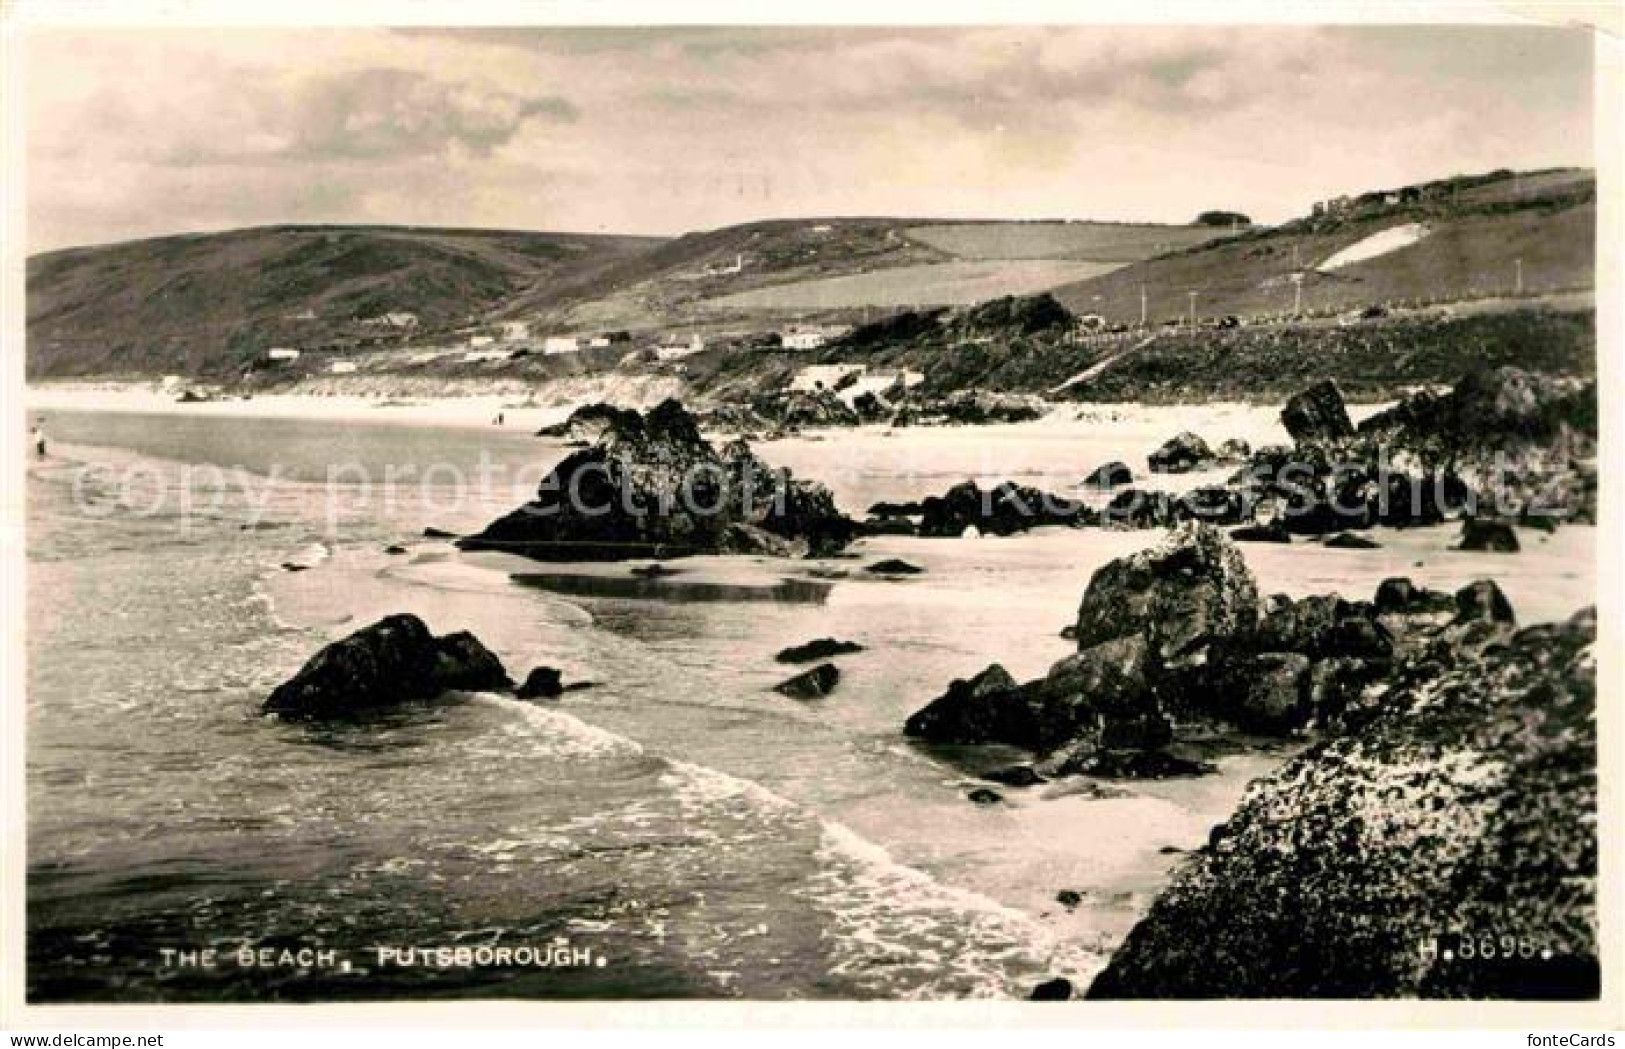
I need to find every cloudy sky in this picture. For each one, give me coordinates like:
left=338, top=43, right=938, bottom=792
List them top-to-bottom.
left=24, top=23, right=1595, bottom=252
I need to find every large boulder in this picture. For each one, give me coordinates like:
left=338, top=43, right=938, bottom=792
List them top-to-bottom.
left=1281, top=380, right=1355, bottom=446
left=459, top=399, right=858, bottom=561
left=1100, top=489, right=1179, bottom=530
left=1459, top=517, right=1521, bottom=553
left=1073, top=522, right=1261, bottom=666
left=1088, top=607, right=1599, bottom=999
left=264, top=614, right=512, bottom=719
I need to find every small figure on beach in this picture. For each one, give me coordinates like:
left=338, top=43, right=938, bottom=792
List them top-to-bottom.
left=494, top=412, right=505, bottom=426
left=31, top=424, right=46, bottom=458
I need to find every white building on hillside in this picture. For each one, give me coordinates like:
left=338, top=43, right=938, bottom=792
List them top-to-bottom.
left=469, top=334, right=495, bottom=348
left=267, top=347, right=301, bottom=361
left=329, top=360, right=358, bottom=374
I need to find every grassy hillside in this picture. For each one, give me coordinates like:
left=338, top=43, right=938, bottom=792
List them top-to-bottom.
left=1053, top=169, right=1595, bottom=324
left=903, top=221, right=1230, bottom=261
left=26, top=225, right=662, bottom=378
left=688, top=292, right=1595, bottom=405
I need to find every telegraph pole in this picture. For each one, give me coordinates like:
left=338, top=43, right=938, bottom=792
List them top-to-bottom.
left=1514, top=258, right=1524, bottom=295
left=1292, top=273, right=1303, bottom=316
left=1139, top=285, right=1148, bottom=327
left=1187, top=291, right=1198, bottom=327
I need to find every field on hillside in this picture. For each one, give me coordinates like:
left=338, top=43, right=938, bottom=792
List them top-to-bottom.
left=1052, top=202, right=1596, bottom=325
left=904, top=221, right=1231, bottom=261
left=701, top=259, right=1121, bottom=310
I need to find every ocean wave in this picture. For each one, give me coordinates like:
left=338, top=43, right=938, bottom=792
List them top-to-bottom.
left=473, top=694, right=647, bottom=761
left=657, top=756, right=1105, bottom=999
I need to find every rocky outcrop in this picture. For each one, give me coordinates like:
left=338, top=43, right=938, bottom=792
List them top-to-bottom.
left=1280, top=380, right=1355, bottom=446
left=756, top=388, right=861, bottom=429
left=459, top=400, right=858, bottom=561
left=536, top=402, right=641, bottom=442
left=1147, top=432, right=1216, bottom=474
left=918, top=480, right=1092, bottom=537
left=1459, top=517, right=1521, bottom=553
left=906, top=524, right=1260, bottom=777
left=866, top=558, right=924, bottom=575
left=1088, top=607, right=1599, bottom=999
left=264, top=614, right=512, bottom=719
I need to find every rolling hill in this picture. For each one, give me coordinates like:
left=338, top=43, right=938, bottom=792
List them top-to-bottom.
left=1051, top=168, right=1595, bottom=324
left=25, top=225, right=664, bottom=378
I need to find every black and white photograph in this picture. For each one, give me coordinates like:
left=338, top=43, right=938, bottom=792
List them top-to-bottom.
left=4, top=2, right=1618, bottom=1026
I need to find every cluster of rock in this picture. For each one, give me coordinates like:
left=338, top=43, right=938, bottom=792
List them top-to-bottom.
left=1225, top=370, right=1596, bottom=540
left=460, top=399, right=859, bottom=561
left=535, top=402, right=643, bottom=443
left=904, top=522, right=1551, bottom=780
left=1088, top=603, right=1598, bottom=998
left=263, top=614, right=572, bottom=719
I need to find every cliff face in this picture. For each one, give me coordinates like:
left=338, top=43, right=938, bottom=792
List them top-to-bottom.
left=1087, top=607, right=1598, bottom=1000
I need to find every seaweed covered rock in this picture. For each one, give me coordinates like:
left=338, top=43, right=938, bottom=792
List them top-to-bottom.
left=460, top=399, right=858, bottom=561
left=1088, top=607, right=1599, bottom=999
left=264, top=614, right=512, bottom=719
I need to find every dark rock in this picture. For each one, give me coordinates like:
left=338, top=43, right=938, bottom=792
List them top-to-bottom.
left=1281, top=380, right=1355, bottom=446
left=756, top=388, right=861, bottom=429
left=459, top=400, right=858, bottom=561
left=1147, top=432, right=1215, bottom=474
left=1215, top=438, right=1252, bottom=463
left=1084, top=461, right=1134, bottom=489
left=918, top=480, right=1090, bottom=537
left=1176, top=486, right=1246, bottom=525
left=1101, top=488, right=1178, bottom=529
left=867, top=500, right=924, bottom=517
left=861, top=515, right=917, bottom=536
left=1459, top=517, right=1521, bottom=553
left=1230, top=521, right=1291, bottom=543
left=1073, top=522, right=1260, bottom=666
left=422, top=527, right=457, bottom=539
left=1324, top=531, right=1380, bottom=549
left=383, top=544, right=408, bottom=555
left=866, top=558, right=924, bottom=575
left=280, top=562, right=310, bottom=572
left=631, top=563, right=678, bottom=578
left=1373, top=577, right=1455, bottom=615
left=1455, top=579, right=1516, bottom=625
left=1251, top=594, right=1394, bottom=660
left=1088, top=608, right=1599, bottom=999
left=264, top=614, right=511, bottom=720
left=433, top=631, right=516, bottom=692
left=776, top=638, right=865, bottom=663
left=1228, top=652, right=1312, bottom=733
left=774, top=662, right=840, bottom=699
left=903, top=664, right=1027, bottom=744
left=516, top=666, right=564, bottom=699
left=1097, top=712, right=1175, bottom=750
left=1062, top=748, right=1216, bottom=780
left=983, top=765, right=1045, bottom=787
left=966, top=787, right=1004, bottom=806
left=1055, top=890, right=1083, bottom=909
left=1029, top=977, right=1074, bottom=1001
